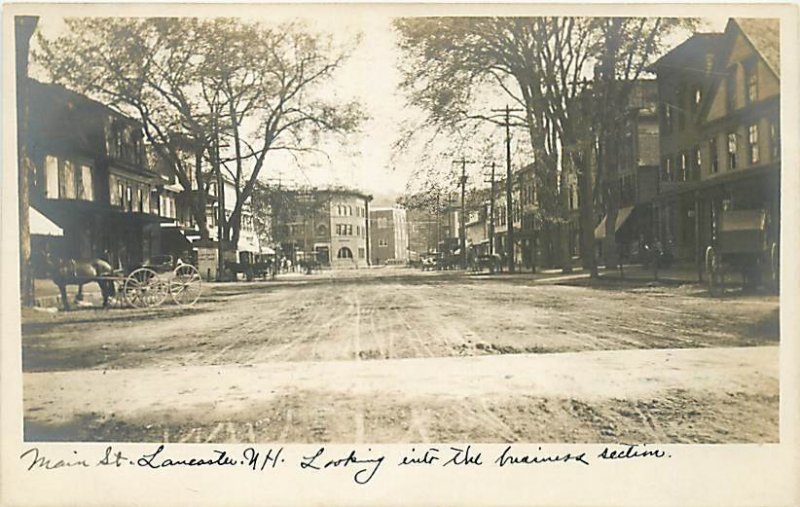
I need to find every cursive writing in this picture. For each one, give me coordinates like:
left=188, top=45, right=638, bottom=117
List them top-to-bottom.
left=598, top=444, right=669, bottom=460
left=137, top=445, right=239, bottom=469
left=495, top=445, right=590, bottom=466
left=300, top=447, right=384, bottom=485
left=20, top=448, right=91, bottom=471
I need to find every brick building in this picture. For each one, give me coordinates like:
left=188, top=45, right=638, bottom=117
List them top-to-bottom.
left=275, top=187, right=372, bottom=269
left=369, top=207, right=409, bottom=265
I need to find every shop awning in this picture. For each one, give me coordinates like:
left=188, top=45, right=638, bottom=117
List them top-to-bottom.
left=594, top=206, right=634, bottom=241
left=30, top=207, right=63, bottom=236
left=261, top=246, right=276, bottom=255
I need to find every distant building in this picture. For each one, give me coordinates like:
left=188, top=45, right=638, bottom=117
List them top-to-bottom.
left=650, top=18, right=780, bottom=269
left=26, top=80, right=172, bottom=272
left=207, top=177, right=261, bottom=264
left=274, top=187, right=373, bottom=269
left=369, top=207, right=409, bottom=265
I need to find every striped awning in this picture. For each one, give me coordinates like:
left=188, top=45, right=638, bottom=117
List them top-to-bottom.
left=594, top=206, right=634, bottom=241
left=30, top=207, right=63, bottom=236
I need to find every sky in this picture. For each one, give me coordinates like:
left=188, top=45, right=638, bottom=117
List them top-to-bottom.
left=30, top=12, right=729, bottom=205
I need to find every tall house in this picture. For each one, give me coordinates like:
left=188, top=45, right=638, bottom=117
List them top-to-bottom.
left=651, top=19, right=780, bottom=265
left=27, top=80, right=169, bottom=271
left=593, top=80, right=661, bottom=260
left=369, top=207, right=409, bottom=265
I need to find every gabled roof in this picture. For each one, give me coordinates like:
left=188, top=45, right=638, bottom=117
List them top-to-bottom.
left=733, top=18, right=780, bottom=77
left=649, top=33, right=724, bottom=71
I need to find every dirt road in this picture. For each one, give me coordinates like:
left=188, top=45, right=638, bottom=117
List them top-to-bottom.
left=22, top=269, right=779, bottom=443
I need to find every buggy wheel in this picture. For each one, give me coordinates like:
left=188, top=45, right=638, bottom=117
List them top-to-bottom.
left=705, top=246, right=722, bottom=296
left=170, top=264, right=202, bottom=306
left=123, top=268, right=168, bottom=308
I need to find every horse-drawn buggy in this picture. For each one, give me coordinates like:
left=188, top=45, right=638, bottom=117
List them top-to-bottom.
left=704, top=209, right=779, bottom=295
left=47, top=254, right=203, bottom=310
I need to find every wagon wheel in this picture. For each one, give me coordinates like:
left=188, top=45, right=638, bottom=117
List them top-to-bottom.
left=769, top=241, right=779, bottom=291
left=705, top=246, right=722, bottom=296
left=170, top=264, right=202, bottom=306
left=123, top=268, right=168, bottom=308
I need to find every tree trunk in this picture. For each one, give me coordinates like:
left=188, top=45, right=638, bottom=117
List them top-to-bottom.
left=16, top=16, right=38, bottom=307
left=576, top=151, right=598, bottom=277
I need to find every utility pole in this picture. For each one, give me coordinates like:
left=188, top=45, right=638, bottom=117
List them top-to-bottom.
left=491, top=105, right=524, bottom=273
left=212, top=108, right=226, bottom=281
left=453, top=157, right=476, bottom=268
left=484, top=162, right=497, bottom=255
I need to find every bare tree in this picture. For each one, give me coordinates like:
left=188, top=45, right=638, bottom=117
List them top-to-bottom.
left=394, top=16, right=695, bottom=275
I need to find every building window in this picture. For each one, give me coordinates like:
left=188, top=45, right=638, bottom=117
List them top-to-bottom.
left=745, top=60, right=758, bottom=105
left=725, top=67, right=737, bottom=113
left=677, top=87, right=686, bottom=130
left=693, top=87, right=702, bottom=111
left=662, top=104, right=673, bottom=133
left=770, top=118, right=781, bottom=160
left=748, top=124, right=760, bottom=165
left=727, top=132, right=738, bottom=170
left=709, top=137, right=719, bottom=173
left=693, top=146, right=701, bottom=180
left=679, top=153, right=688, bottom=182
left=45, top=155, right=59, bottom=198
left=662, top=157, right=673, bottom=182
left=62, top=160, right=76, bottom=199
left=79, top=165, right=94, bottom=201
left=109, top=175, right=119, bottom=206
left=126, top=185, right=133, bottom=212
left=142, top=186, right=150, bottom=214
left=137, top=187, right=144, bottom=212
left=346, top=224, right=353, bottom=235
left=378, top=239, right=389, bottom=247
left=337, top=247, right=353, bottom=259
left=358, top=248, right=365, bottom=259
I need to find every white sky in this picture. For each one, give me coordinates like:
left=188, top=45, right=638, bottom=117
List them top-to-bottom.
left=30, top=14, right=729, bottom=204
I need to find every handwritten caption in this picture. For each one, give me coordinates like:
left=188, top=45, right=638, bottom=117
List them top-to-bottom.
left=20, top=443, right=670, bottom=485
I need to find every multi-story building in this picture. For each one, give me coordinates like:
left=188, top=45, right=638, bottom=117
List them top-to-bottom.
left=650, top=18, right=780, bottom=271
left=27, top=80, right=171, bottom=272
left=593, top=80, right=661, bottom=262
left=207, top=177, right=261, bottom=264
left=275, top=187, right=372, bottom=269
left=369, top=207, right=409, bottom=265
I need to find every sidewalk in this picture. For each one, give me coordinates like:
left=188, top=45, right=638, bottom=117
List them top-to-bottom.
left=597, top=262, right=707, bottom=285
left=32, top=278, right=104, bottom=308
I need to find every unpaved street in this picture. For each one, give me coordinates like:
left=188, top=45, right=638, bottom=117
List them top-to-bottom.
left=22, top=269, right=779, bottom=443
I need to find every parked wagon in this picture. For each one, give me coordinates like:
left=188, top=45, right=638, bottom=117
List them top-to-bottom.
left=704, top=209, right=779, bottom=295
left=109, top=256, right=203, bottom=308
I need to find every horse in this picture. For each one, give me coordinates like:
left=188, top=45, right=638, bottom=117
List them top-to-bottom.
left=43, top=253, right=117, bottom=310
